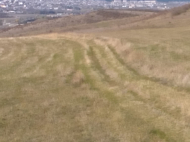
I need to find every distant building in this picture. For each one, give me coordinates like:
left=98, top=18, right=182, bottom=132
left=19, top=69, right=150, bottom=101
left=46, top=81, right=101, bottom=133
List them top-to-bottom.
left=114, top=0, right=122, bottom=3
left=124, top=0, right=156, bottom=2
left=143, top=0, right=156, bottom=3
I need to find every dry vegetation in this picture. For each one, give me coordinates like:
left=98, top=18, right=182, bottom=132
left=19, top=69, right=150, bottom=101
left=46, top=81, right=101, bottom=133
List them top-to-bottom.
left=171, top=4, right=190, bottom=16
left=1, top=5, right=190, bottom=142
left=0, top=9, right=157, bottom=37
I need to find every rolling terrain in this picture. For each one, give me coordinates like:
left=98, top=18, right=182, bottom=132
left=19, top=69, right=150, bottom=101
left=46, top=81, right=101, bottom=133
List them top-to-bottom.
left=1, top=5, right=190, bottom=142
left=0, top=9, right=157, bottom=37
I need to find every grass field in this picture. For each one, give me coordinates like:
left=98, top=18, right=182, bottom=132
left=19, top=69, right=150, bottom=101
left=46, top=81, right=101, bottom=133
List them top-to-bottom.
left=1, top=6, right=190, bottom=142
left=0, top=32, right=190, bottom=142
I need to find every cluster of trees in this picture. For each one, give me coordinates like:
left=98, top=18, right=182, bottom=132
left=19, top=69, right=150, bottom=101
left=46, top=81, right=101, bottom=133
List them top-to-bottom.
left=23, top=9, right=56, bottom=14
left=39, top=10, right=56, bottom=15
left=0, top=13, right=9, bottom=18
left=0, top=19, right=3, bottom=26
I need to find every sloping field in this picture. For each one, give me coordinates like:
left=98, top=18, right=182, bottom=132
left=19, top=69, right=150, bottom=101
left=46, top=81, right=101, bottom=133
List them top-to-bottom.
left=1, top=5, right=190, bottom=142
left=91, top=6, right=190, bottom=91
left=0, top=33, right=190, bottom=142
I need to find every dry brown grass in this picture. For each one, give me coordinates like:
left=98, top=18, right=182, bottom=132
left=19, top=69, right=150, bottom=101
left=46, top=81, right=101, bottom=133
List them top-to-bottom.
left=171, top=4, right=190, bottom=16
left=0, top=9, right=157, bottom=37
left=1, top=33, right=190, bottom=142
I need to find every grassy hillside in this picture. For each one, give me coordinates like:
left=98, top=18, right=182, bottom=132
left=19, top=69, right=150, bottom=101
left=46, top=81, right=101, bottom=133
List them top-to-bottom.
left=1, top=5, right=190, bottom=142
left=93, top=5, right=190, bottom=90
left=0, top=9, right=157, bottom=37
left=0, top=33, right=190, bottom=142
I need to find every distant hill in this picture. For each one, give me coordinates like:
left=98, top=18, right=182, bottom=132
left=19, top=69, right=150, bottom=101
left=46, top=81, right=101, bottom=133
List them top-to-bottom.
left=0, top=9, right=157, bottom=37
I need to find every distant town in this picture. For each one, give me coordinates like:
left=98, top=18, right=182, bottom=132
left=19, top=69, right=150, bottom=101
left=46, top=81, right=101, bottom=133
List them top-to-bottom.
left=0, top=0, right=189, bottom=27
